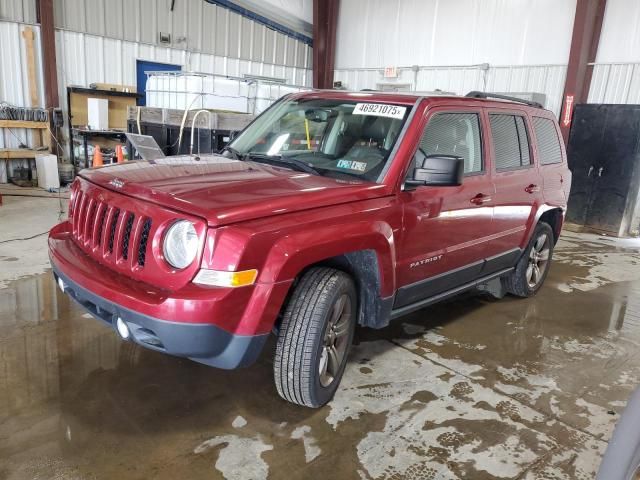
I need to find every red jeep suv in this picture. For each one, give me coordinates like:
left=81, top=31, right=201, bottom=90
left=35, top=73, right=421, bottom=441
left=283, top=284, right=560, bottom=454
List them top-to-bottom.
left=49, top=90, right=571, bottom=407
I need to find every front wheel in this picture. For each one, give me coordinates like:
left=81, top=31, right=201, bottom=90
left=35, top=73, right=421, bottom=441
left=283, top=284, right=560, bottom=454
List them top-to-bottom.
left=504, top=222, right=555, bottom=297
left=274, top=267, right=357, bottom=408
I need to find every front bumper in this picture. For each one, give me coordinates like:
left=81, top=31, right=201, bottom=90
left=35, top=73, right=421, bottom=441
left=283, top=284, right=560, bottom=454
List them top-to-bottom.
left=53, top=265, right=268, bottom=369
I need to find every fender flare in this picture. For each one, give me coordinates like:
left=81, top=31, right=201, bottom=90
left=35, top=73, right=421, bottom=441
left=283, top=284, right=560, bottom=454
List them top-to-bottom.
left=527, top=203, right=566, bottom=246
left=258, top=221, right=397, bottom=328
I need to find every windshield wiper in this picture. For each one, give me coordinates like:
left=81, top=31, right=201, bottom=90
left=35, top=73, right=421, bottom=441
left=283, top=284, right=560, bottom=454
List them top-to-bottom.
left=221, top=145, right=244, bottom=160
left=245, top=153, right=320, bottom=175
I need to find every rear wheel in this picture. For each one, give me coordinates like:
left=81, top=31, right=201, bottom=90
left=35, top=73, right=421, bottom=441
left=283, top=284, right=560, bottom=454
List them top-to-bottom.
left=504, top=222, right=554, bottom=297
left=274, top=267, right=357, bottom=408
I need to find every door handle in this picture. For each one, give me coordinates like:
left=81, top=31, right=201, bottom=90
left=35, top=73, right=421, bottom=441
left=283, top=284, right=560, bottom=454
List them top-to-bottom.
left=588, top=166, right=594, bottom=177
left=598, top=167, right=604, bottom=177
left=525, top=184, right=540, bottom=194
left=470, top=193, right=492, bottom=205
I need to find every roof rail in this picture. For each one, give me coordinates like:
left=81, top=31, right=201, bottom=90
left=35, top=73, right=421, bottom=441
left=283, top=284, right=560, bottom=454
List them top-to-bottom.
left=465, top=91, right=544, bottom=109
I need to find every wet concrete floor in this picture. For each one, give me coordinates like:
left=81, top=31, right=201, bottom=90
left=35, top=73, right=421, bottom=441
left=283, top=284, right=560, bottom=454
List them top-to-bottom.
left=2, top=196, right=640, bottom=479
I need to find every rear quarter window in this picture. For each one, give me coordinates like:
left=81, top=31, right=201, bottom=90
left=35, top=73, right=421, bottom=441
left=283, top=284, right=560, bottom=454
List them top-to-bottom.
left=532, top=117, right=563, bottom=165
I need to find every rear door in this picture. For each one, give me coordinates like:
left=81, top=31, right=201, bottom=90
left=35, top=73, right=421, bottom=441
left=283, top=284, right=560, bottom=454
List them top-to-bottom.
left=395, top=107, right=495, bottom=308
left=486, top=109, right=543, bottom=262
left=532, top=115, right=570, bottom=213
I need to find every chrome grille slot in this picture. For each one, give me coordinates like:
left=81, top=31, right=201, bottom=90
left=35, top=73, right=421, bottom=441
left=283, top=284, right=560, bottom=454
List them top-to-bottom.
left=73, top=192, right=86, bottom=237
left=83, top=200, right=97, bottom=244
left=96, top=205, right=108, bottom=246
left=108, top=209, right=121, bottom=253
left=122, top=213, right=135, bottom=260
left=137, top=218, right=152, bottom=267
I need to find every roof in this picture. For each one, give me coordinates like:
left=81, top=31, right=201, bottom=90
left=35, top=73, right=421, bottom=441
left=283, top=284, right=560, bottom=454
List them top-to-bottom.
left=288, top=89, right=549, bottom=112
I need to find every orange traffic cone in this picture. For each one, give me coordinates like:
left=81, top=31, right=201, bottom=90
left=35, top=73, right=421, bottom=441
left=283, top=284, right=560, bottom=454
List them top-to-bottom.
left=116, top=144, right=125, bottom=163
left=93, top=145, right=103, bottom=167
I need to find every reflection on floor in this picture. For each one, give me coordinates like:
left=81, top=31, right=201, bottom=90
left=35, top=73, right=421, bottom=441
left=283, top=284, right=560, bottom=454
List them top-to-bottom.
left=2, top=195, right=640, bottom=479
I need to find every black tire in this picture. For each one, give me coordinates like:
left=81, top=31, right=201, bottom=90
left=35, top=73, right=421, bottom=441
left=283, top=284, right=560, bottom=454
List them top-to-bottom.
left=504, top=222, right=555, bottom=298
left=274, top=267, right=357, bottom=408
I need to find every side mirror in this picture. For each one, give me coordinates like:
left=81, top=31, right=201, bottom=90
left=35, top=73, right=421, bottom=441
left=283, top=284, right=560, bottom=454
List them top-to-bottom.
left=406, top=154, right=464, bottom=187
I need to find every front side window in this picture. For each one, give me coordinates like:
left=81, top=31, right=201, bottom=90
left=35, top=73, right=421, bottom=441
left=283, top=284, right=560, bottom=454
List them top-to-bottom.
left=227, top=98, right=411, bottom=182
left=419, top=112, right=483, bottom=174
left=489, top=114, right=532, bottom=170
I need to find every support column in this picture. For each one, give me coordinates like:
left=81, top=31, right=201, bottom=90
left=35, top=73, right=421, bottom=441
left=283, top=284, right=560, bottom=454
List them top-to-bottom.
left=36, top=0, right=59, bottom=109
left=312, top=0, right=339, bottom=89
left=559, top=0, right=607, bottom=142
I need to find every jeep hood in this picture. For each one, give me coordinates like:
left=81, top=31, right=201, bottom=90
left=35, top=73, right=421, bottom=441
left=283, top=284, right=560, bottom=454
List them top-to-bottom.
left=79, top=155, right=389, bottom=226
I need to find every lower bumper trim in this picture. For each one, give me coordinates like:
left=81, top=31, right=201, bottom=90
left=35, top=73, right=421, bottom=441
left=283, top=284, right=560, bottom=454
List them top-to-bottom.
left=53, top=265, right=268, bottom=369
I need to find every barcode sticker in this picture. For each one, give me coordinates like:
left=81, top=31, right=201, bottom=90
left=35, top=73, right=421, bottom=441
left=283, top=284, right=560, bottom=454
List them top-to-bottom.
left=353, top=103, right=407, bottom=119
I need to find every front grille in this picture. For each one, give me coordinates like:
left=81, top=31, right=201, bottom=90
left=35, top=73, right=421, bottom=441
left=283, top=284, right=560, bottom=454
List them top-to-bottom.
left=68, top=180, right=203, bottom=290
left=69, top=187, right=155, bottom=273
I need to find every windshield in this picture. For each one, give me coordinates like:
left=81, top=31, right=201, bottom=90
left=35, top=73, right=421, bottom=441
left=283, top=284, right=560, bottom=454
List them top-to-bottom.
left=227, top=98, right=411, bottom=182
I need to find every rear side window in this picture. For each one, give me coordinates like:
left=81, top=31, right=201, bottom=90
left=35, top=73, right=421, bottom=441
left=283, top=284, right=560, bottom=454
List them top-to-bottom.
left=420, top=113, right=482, bottom=173
left=489, top=114, right=531, bottom=170
left=532, top=117, right=563, bottom=165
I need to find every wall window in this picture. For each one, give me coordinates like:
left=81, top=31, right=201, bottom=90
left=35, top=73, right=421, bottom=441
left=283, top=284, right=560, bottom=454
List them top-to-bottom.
left=420, top=113, right=483, bottom=173
left=489, top=114, right=531, bottom=170
left=533, top=117, right=563, bottom=165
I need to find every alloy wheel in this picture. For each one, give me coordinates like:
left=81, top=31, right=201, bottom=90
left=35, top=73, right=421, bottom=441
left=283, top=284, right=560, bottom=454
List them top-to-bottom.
left=526, top=233, right=550, bottom=289
left=318, top=294, right=352, bottom=387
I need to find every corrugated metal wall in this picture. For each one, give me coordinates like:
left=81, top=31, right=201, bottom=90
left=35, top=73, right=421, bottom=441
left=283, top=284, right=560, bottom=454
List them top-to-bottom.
left=0, top=0, right=36, bottom=23
left=53, top=0, right=311, bottom=71
left=334, top=0, right=577, bottom=116
left=588, top=0, right=640, bottom=104
left=0, top=20, right=45, bottom=182
left=55, top=30, right=311, bottom=93
left=334, top=64, right=568, bottom=116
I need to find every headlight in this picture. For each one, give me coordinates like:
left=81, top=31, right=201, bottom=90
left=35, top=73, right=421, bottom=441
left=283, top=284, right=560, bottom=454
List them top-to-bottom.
left=163, top=220, right=198, bottom=269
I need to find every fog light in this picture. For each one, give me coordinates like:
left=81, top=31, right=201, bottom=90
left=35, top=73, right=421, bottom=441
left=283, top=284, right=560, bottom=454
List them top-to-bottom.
left=57, top=277, right=65, bottom=292
left=115, top=317, right=130, bottom=339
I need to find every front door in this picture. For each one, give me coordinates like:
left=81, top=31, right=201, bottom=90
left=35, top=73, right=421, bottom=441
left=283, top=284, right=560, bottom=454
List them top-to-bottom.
left=395, top=109, right=495, bottom=308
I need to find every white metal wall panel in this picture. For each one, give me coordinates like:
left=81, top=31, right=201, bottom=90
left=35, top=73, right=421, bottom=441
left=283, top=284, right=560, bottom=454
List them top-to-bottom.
left=0, top=0, right=36, bottom=24
left=53, top=0, right=310, bottom=69
left=250, top=0, right=311, bottom=24
left=334, top=0, right=575, bottom=116
left=336, top=0, right=576, bottom=69
left=587, top=0, right=640, bottom=104
left=596, top=0, right=640, bottom=63
left=0, top=21, right=46, bottom=182
left=55, top=29, right=312, bottom=105
left=334, top=64, right=567, bottom=116
left=588, top=64, right=640, bottom=104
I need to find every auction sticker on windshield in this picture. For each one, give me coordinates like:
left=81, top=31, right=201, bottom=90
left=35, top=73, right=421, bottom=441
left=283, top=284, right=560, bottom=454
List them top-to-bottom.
left=353, top=103, right=406, bottom=119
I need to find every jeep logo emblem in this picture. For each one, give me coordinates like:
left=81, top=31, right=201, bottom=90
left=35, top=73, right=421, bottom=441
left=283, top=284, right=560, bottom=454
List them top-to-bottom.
left=109, top=178, right=125, bottom=189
